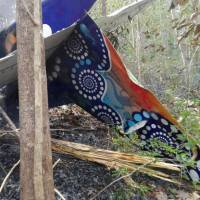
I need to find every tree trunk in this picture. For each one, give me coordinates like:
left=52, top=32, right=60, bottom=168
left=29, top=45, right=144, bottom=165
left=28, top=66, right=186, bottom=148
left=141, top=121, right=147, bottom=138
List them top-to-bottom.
left=16, top=0, right=55, bottom=199
left=101, top=0, right=107, bottom=16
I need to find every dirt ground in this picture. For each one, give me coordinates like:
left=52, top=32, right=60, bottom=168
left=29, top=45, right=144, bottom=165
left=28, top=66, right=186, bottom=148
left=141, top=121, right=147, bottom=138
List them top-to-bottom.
left=0, top=105, right=199, bottom=200
left=0, top=105, right=127, bottom=200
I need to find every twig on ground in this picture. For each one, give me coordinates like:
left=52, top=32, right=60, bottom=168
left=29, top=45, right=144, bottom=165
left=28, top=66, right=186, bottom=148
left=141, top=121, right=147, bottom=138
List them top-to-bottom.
left=0, top=106, right=19, bottom=137
left=50, top=127, right=97, bottom=132
left=0, top=130, right=17, bottom=134
left=0, top=131, right=18, bottom=139
left=0, top=133, right=9, bottom=138
left=53, top=158, right=61, bottom=169
left=53, top=159, right=65, bottom=199
left=0, top=160, right=20, bottom=193
left=90, top=161, right=154, bottom=200
left=123, top=176, right=140, bottom=189
left=54, top=188, right=66, bottom=200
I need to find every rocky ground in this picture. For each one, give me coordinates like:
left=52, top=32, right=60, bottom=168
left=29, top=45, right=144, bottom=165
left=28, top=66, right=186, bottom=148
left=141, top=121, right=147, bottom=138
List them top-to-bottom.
left=0, top=104, right=199, bottom=200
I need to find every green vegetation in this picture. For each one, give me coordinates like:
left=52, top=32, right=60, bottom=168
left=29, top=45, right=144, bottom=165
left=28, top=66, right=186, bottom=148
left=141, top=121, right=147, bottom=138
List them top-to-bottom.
left=90, top=0, right=200, bottom=198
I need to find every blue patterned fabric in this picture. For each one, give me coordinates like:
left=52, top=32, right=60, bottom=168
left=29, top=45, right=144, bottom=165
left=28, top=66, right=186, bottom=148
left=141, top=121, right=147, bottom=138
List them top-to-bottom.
left=46, top=15, right=200, bottom=182
left=47, top=15, right=121, bottom=126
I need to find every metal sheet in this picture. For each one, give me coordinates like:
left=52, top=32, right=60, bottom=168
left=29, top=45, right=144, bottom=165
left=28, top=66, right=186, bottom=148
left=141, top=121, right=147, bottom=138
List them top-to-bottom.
left=0, top=0, right=96, bottom=86
left=0, top=25, right=75, bottom=87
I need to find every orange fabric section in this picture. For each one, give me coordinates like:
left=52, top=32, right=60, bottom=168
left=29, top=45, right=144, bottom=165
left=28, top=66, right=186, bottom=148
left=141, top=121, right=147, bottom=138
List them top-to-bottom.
left=104, top=36, right=182, bottom=130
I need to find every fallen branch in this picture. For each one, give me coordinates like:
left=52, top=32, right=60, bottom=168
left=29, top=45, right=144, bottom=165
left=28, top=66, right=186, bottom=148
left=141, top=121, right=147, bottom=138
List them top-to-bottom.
left=0, top=106, right=19, bottom=137
left=0, top=130, right=182, bottom=184
left=51, top=138, right=181, bottom=184
left=53, top=159, right=66, bottom=200
left=0, top=160, right=20, bottom=193
left=90, top=160, right=154, bottom=200
left=54, top=188, right=66, bottom=200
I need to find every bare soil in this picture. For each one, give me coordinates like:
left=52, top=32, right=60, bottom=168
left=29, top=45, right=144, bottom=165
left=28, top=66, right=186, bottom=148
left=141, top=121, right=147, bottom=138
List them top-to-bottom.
left=0, top=105, right=199, bottom=200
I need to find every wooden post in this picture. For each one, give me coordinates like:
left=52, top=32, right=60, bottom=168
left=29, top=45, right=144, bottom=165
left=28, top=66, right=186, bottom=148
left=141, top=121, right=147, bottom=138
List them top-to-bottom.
left=16, top=0, right=55, bottom=199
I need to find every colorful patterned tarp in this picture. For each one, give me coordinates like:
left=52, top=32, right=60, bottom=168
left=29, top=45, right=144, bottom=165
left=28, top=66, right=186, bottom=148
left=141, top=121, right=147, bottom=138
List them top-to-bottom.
left=0, top=0, right=199, bottom=183
left=47, top=15, right=200, bottom=182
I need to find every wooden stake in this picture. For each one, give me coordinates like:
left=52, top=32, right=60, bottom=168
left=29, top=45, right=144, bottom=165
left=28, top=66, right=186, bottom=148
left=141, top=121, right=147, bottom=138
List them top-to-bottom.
left=16, top=0, right=55, bottom=199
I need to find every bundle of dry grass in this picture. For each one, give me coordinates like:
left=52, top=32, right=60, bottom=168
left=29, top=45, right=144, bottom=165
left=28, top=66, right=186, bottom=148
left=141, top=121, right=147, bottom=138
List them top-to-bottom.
left=52, top=139, right=181, bottom=184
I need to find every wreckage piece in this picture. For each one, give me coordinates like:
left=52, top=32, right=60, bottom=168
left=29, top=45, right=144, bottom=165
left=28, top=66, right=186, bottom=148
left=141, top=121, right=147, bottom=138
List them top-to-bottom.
left=0, top=0, right=96, bottom=87
left=0, top=0, right=199, bottom=183
left=0, top=0, right=156, bottom=88
left=46, top=15, right=200, bottom=182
